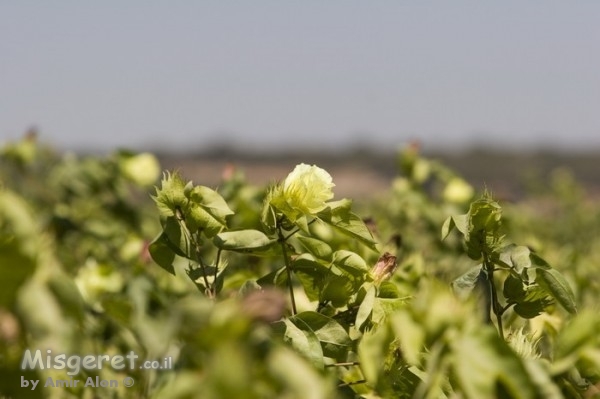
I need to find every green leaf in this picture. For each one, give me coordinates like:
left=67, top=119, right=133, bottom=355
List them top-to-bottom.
left=187, top=185, right=234, bottom=224
left=316, top=198, right=352, bottom=221
left=318, top=204, right=377, bottom=251
left=186, top=206, right=225, bottom=237
left=441, top=213, right=468, bottom=240
left=162, top=216, right=193, bottom=259
left=214, top=229, right=276, bottom=252
left=148, top=232, right=177, bottom=275
left=296, top=236, right=333, bottom=260
left=498, top=245, right=531, bottom=273
left=332, top=250, right=369, bottom=278
left=529, top=253, right=551, bottom=269
left=292, top=256, right=333, bottom=302
left=451, top=265, right=483, bottom=300
left=256, top=266, right=288, bottom=288
left=536, top=268, right=577, bottom=314
left=503, top=274, right=526, bottom=303
left=321, top=275, right=353, bottom=307
left=378, top=281, right=401, bottom=298
left=513, top=282, right=553, bottom=319
left=355, top=284, right=376, bottom=329
left=372, top=297, right=406, bottom=327
left=514, top=300, right=552, bottom=319
left=512, top=301, right=543, bottom=321
left=291, top=311, right=352, bottom=361
left=390, top=311, right=424, bottom=365
left=555, top=311, right=600, bottom=364
left=274, top=318, right=324, bottom=369
left=358, top=322, right=393, bottom=386
left=452, top=327, right=536, bottom=399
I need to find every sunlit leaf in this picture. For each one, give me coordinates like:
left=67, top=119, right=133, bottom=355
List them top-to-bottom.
left=188, top=185, right=234, bottom=224
left=214, top=229, right=276, bottom=252
left=296, top=236, right=333, bottom=260
left=356, top=284, right=376, bottom=330
left=452, top=327, right=536, bottom=399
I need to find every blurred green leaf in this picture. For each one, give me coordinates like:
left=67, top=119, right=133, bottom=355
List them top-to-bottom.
left=148, top=232, right=177, bottom=275
left=451, top=265, right=483, bottom=300
left=536, top=268, right=577, bottom=314
left=356, top=284, right=376, bottom=330
left=274, top=318, right=324, bottom=369
left=452, top=328, right=536, bottom=399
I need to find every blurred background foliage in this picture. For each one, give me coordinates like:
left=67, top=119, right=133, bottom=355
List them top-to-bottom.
left=1, top=135, right=599, bottom=398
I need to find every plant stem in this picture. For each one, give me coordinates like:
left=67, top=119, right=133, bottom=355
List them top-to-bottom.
left=277, top=222, right=297, bottom=315
left=196, top=248, right=213, bottom=299
left=214, top=248, right=222, bottom=296
left=483, top=252, right=504, bottom=339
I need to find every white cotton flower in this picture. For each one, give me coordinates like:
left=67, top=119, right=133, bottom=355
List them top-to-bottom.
left=269, top=164, right=335, bottom=222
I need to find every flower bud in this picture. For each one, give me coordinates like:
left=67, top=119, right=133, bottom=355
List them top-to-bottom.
left=371, top=252, right=398, bottom=283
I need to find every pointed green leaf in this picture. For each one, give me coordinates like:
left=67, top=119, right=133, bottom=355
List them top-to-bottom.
left=187, top=185, right=234, bottom=224
left=318, top=204, right=377, bottom=250
left=184, top=206, right=221, bottom=237
left=331, top=212, right=378, bottom=250
left=442, top=213, right=468, bottom=240
left=162, top=216, right=193, bottom=259
left=214, top=229, right=276, bottom=252
left=148, top=232, right=177, bottom=275
left=296, top=236, right=333, bottom=260
left=498, top=245, right=531, bottom=273
left=332, top=250, right=369, bottom=278
left=292, top=256, right=333, bottom=301
left=451, top=265, right=483, bottom=300
left=256, top=266, right=288, bottom=288
left=536, top=268, right=577, bottom=314
left=503, top=274, right=526, bottom=303
left=321, top=275, right=353, bottom=307
left=355, top=284, right=376, bottom=329
left=514, top=299, right=553, bottom=319
left=291, top=311, right=351, bottom=361
left=390, top=311, right=424, bottom=365
left=555, top=311, right=600, bottom=361
left=273, top=318, right=324, bottom=369
left=358, top=322, right=393, bottom=385
left=452, top=328, right=536, bottom=399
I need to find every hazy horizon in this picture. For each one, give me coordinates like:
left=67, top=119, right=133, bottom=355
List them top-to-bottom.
left=2, top=2, right=599, bottom=153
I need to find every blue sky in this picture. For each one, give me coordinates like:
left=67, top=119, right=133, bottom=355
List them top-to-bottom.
left=1, top=2, right=599, bottom=152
